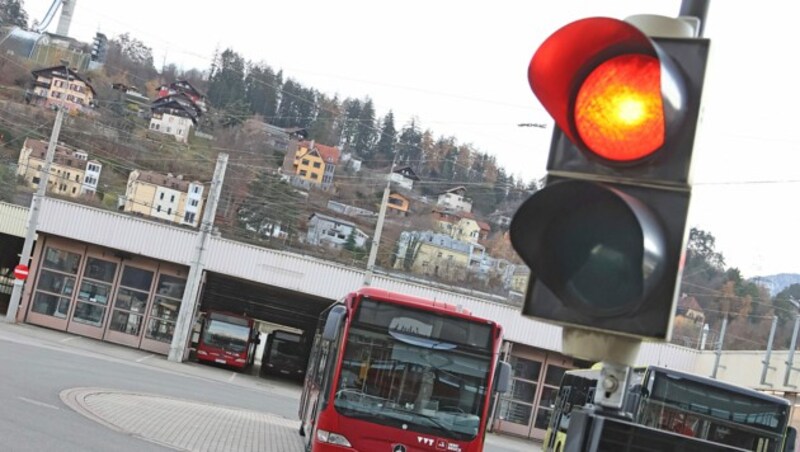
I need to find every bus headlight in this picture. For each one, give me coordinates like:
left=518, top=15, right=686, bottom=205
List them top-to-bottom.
left=316, top=429, right=352, bottom=447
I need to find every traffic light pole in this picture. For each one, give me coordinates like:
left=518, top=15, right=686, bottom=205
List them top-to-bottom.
left=4, top=106, right=65, bottom=324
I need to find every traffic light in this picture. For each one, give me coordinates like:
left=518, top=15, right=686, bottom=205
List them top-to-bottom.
left=510, top=17, right=709, bottom=340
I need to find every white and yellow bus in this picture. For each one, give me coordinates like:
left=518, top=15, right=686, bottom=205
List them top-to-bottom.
left=543, top=365, right=795, bottom=452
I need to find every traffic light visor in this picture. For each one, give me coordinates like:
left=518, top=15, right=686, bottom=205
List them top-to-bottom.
left=529, top=17, right=685, bottom=163
left=510, top=180, right=666, bottom=317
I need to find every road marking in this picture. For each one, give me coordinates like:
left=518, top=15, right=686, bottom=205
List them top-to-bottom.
left=59, top=336, right=80, bottom=343
left=135, top=354, right=155, bottom=363
left=228, top=373, right=237, bottom=382
left=18, top=396, right=60, bottom=410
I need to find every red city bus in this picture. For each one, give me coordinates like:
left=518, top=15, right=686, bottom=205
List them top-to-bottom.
left=298, top=287, right=511, bottom=452
left=195, top=311, right=259, bottom=369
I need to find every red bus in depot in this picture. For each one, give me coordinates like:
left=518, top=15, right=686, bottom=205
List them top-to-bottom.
left=298, top=287, right=511, bottom=452
left=195, top=311, right=259, bottom=369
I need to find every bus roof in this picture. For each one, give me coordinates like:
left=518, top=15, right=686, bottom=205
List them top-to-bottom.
left=352, top=287, right=498, bottom=329
left=646, top=365, right=791, bottom=406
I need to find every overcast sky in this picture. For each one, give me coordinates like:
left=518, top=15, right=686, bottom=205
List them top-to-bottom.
left=22, top=0, right=800, bottom=278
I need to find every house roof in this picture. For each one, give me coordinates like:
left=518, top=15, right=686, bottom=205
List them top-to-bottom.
left=31, top=65, right=96, bottom=96
left=159, top=80, right=205, bottom=99
left=151, top=93, right=201, bottom=122
left=23, top=138, right=91, bottom=167
left=300, top=140, right=340, bottom=164
left=393, top=166, right=420, bottom=181
left=130, top=170, right=199, bottom=191
left=441, top=186, right=467, bottom=196
left=309, top=213, right=369, bottom=237
left=407, top=230, right=485, bottom=255
left=678, top=295, right=704, bottom=313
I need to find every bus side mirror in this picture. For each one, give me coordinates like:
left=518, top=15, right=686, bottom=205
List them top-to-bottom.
left=322, top=306, right=346, bottom=342
left=495, top=361, right=512, bottom=394
left=785, top=426, right=797, bottom=452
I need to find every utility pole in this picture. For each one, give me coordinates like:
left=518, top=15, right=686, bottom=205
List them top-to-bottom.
left=4, top=106, right=65, bottom=324
left=168, top=153, right=228, bottom=362
left=363, top=153, right=398, bottom=286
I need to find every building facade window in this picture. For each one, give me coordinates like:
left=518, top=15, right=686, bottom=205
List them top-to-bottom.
left=30, top=247, right=81, bottom=319
left=72, top=257, right=117, bottom=327
left=108, top=266, right=153, bottom=336
left=145, top=274, right=186, bottom=343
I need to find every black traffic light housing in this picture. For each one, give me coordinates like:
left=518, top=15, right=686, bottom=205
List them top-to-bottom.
left=511, top=17, right=709, bottom=340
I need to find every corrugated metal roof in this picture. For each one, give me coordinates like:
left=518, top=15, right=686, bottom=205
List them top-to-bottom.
left=37, top=198, right=195, bottom=264
left=0, top=202, right=29, bottom=237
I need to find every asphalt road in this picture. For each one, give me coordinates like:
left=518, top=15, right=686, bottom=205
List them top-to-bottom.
left=0, top=323, right=538, bottom=451
left=0, top=329, right=299, bottom=451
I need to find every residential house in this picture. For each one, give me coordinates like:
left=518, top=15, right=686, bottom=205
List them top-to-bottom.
left=29, top=65, right=95, bottom=113
left=156, top=80, right=208, bottom=112
left=149, top=81, right=207, bottom=143
left=148, top=94, right=201, bottom=143
left=261, top=123, right=307, bottom=154
left=16, top=138, right=101, bottom=196
left=285, top=140, right=340, bottom=190
left=340, top=153, right=362, bottom=172
left=390, top=166, right=420, bottom=190
left=122, top=170, right=205, bottom=227
left=437, top=186, right=473, bottom=213
left=387, top=192, right=410, bottom=217
left=433, top=209, right=490, bottom=243
left=488, top=210, right=513, bottom=229
left=306, top=213, right=369, bottom=249
left=394, top=231, right=485, bottom=282
left=510, top=265, right=531, bottom=293
left=677, top=295, right=706, bottom=325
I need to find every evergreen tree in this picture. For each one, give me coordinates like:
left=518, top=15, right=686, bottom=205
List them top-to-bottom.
left=1, top=0, right=28, bottom=29
left=207, top=49, right=247, bottom=116
left=245, top=63, right=280, bottom=120
left=275, top=79, right=315, bottom=128
left=308, top=94, right=342, bottom=147
left=339, top=98, right=362, bottom=153
left=353, top=98, right=377, bottom=158
left=375, top=111, right=397, bottom=164
left=397, top=119, right=422, bottom=167
left=237, top=172, right=303, bottom=239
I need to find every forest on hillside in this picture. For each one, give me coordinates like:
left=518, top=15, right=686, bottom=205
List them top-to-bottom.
left=676, top=228, right=800, bottom=351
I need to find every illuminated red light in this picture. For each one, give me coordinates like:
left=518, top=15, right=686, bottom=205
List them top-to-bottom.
left=575, top=54, right=665, bottom=162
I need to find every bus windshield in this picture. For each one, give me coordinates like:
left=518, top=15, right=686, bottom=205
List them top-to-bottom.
left=333, top=299, right=493, bottom=441
left=202, top=315, right=251, bottom=353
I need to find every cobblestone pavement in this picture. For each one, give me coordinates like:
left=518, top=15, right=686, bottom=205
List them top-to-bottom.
left=61, top=388, right=305, bottom=452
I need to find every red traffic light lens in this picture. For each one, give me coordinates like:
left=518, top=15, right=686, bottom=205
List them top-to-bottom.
left=575, top=54, right=665, bottom=162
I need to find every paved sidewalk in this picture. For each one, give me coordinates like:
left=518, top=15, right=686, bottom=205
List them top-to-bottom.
left=1, top=321, right=541, bottom=451
left=61, top=387, right=304, bottom=452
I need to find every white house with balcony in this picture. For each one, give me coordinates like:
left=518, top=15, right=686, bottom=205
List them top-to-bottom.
left=437, top=186, right=473, bottom=213
left=306, top=213, right=369, bottom=249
